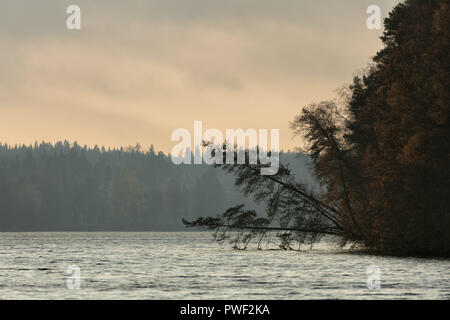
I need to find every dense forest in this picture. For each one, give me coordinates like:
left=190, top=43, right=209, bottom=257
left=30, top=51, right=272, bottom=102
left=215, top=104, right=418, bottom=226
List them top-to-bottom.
left=186, top=0, right=450, bottom=257
left=0, top=141, right=317, bottom=231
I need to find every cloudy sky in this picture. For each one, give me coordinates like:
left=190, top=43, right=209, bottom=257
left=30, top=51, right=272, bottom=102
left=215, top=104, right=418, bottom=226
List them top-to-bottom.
left=0, top=0, right=401, bottom=152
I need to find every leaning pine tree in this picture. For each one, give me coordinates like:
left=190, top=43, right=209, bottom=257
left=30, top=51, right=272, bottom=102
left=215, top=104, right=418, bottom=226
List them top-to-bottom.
left=183, top=0, right=450, bottom=257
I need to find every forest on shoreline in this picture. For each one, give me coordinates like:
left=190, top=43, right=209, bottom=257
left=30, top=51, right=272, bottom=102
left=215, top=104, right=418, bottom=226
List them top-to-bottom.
left=185, top=0, right=450, bottom=257
left=0, top=141, right=317, bottom=231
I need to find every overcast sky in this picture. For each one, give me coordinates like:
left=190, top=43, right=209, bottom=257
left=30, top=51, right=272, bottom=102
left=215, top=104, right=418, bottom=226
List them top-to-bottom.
left=0, top=0, right=401, bottom=152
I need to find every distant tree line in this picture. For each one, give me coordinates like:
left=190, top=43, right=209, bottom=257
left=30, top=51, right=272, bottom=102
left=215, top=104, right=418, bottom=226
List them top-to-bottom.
left=0, top=141, right=316, bottom=231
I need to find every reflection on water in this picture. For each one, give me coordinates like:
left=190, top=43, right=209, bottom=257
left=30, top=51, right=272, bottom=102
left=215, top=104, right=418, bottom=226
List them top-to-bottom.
left=0, top=232, right=448, bottom=299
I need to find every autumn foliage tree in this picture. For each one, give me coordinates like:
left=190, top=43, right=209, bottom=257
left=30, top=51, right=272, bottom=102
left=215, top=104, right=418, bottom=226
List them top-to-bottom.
left=184, top=0, right=450, bottom=256
left=341, top=0, right=450, bottom=255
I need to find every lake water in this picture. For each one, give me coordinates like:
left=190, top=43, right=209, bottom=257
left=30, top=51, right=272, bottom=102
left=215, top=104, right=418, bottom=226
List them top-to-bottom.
left=0, top=232, right=448, bottom=299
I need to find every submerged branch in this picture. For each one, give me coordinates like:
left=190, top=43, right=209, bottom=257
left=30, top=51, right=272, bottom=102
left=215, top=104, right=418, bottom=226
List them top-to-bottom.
left=182, top=219, right=339, bottom=236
